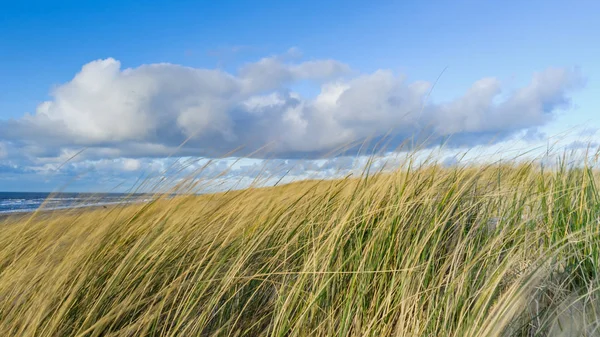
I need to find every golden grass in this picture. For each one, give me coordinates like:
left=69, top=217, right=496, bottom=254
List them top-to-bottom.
left=2, top=158, right=600, bottom=336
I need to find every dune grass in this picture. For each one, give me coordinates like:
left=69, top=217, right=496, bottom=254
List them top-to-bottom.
left=2, top=154, right=600, bottom=336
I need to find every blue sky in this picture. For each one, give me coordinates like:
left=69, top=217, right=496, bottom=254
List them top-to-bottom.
left=1, top=0, right=599, bottom=192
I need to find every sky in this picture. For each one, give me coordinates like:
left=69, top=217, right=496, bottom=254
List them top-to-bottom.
left=1, top=0, right=599, bottom=192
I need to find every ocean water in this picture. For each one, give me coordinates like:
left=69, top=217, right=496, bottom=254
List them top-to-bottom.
left=0, top=192, right=151, bottom=214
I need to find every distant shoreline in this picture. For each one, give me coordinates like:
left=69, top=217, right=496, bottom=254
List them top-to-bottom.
left=0, top=194, right=155, bottom=222
left=0, top=202, right=137, bottom=222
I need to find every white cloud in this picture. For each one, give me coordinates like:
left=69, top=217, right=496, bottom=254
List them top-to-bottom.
left=0, top=52, right=584, bottom=168
left=122, top=158, right=141, bottom=171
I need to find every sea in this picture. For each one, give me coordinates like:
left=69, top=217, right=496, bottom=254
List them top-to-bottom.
left=0, top=192, right=152, bottom=214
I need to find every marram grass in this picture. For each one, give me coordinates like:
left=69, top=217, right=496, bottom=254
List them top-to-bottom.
left=2, top=157, right=600, bottom=336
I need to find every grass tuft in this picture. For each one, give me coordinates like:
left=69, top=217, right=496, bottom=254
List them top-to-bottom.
left=2, top=154, right=600, bottom=336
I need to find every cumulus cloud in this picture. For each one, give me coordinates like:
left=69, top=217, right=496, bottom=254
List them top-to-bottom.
left=0, top=52, right=585, bottom=170
left=122, top=158, right=142, bottom=171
